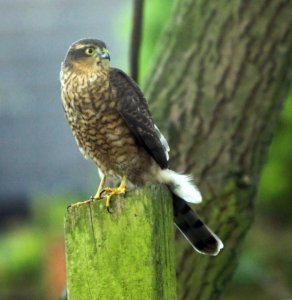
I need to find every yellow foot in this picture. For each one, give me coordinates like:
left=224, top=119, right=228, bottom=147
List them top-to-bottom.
left=68, top=175, right=107, bottom=209
left=68, top=176, right=127, bottom=212
left=103, top=176, right=127, bottom=213
left=103, top=186, right=126, bottom=213
left=68, top=194, right=106, bottom=209
left=67, top=198, right=93, bottom=209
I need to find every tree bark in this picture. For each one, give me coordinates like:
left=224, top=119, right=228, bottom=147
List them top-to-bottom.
left=144, top=0, right=292, bottom=299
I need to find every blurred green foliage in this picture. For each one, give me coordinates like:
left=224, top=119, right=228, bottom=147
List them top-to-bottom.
left=118, top=1, right=173, bottom=83
left=140, top=2, right=173, bottom=83
left=257, top=93, right=292, bottom=224
left=0, top=194, right=79, bottom=299
left=0, top=227, right=43, bottom=290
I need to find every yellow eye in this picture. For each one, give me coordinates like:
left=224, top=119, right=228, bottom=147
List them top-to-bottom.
left=85, top=47, right=95, bottom=56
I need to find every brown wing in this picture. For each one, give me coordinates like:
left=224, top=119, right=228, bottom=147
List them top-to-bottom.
left=109, top=68, right=169, bottom=169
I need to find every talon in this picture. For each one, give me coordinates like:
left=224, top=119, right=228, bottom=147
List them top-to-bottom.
left=102, top=175, right=127, bottom=212
left=68, top=176, right=127, bottom=211
left=106, top=194, right=112, bottom=213
left=106, top=205, right=113, bottom=214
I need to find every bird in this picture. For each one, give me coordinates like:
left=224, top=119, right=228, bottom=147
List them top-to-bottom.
left=60, top=38, right=223, bottom=256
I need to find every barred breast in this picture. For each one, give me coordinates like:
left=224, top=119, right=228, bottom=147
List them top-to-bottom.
left=60, top=66, right=155, bottom=185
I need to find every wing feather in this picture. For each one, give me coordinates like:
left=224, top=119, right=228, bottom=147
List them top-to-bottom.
left=109, top=68, right=169, bottom=169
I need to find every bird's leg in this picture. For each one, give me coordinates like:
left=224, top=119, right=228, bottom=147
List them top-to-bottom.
left=68, top=175, right=106, bottom=209
left=91, top=175, right=106, bottom=200
left=103, top=176, right=127, bottom=212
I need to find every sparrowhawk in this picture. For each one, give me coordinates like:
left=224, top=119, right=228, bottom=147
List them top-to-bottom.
left=60, top=39, right=223, bottom=255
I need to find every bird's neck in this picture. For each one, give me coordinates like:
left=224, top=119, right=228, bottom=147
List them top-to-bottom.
left=60, top=64, right=109, bottom=86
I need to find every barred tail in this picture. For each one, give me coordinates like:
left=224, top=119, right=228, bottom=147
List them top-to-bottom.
left=172, top=193, right=223, bottom=256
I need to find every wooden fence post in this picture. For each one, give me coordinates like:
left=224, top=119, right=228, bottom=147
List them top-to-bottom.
left=64, top=184, right=177, bottom=300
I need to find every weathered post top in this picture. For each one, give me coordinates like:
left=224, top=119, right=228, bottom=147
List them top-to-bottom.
left=65, top=184, right=177, bottom=300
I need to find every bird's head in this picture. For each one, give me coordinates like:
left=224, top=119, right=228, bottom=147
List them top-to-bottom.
left=62, top=39, right=111, bottom=73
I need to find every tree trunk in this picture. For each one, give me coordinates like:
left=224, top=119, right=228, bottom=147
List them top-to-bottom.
left=144, top=0, right=292, bottom=299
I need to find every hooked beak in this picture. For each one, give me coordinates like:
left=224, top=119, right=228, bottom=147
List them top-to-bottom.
left=100, top=49, right=110, bottom=61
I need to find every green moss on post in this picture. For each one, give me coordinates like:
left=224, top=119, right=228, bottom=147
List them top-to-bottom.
left=65, top=185, right=177, bottom=300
